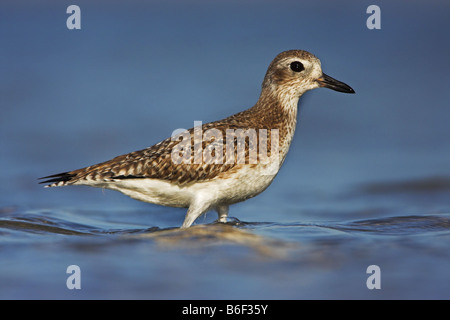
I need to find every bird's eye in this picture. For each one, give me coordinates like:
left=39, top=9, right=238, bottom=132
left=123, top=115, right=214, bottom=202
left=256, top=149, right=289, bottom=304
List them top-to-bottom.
left=290, top=61, right=304, bottom=72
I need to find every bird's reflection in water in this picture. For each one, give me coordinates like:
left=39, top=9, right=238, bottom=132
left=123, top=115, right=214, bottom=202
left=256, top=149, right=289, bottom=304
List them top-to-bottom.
left=135, top=222, right=295, bottom=258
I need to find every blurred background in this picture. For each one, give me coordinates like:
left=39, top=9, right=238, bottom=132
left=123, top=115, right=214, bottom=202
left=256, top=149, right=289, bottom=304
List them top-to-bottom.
left=0, top=0, right=449, bottom=299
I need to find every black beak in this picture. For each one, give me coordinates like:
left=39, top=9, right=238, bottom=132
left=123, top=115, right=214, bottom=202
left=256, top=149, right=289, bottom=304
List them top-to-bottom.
left=316, top=73, right=355, bottom=94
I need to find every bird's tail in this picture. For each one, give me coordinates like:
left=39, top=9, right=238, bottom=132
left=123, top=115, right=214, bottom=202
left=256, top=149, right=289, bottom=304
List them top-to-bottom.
left=38, top=171, right=78, bottom=187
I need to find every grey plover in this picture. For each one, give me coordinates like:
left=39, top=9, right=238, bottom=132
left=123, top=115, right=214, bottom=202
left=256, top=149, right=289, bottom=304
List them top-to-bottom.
left=39, top=50, right=355, bottom=228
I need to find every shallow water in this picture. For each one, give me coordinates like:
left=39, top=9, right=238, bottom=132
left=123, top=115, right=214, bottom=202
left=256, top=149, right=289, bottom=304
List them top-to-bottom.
left=1, top=1, right=450, bottom=299
left=1, top=176, right=449, bottom=299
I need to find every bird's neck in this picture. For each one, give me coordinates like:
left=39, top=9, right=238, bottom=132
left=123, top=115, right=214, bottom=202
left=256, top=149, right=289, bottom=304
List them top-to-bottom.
left=251, top=87, right=300, bottom=130
left=248, top=88, right=301, bottom=159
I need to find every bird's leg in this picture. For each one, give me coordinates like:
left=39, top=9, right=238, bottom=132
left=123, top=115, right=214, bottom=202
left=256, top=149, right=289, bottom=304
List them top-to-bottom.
left=181, top=201, right=211, bottom=228
left=216, top=205, right=229, bottom=223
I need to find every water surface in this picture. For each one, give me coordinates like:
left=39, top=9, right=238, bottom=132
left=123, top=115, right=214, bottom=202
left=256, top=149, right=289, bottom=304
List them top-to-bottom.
left=1, top=176, right=449, bottom=299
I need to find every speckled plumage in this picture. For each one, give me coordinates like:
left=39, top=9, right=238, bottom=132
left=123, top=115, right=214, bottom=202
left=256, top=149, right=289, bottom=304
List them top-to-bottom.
left=40, top=50, right=354, bottom=228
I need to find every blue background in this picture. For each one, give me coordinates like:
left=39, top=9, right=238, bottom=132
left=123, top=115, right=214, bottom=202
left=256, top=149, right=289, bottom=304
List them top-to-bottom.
left=0, top=0, right=449, bottom=299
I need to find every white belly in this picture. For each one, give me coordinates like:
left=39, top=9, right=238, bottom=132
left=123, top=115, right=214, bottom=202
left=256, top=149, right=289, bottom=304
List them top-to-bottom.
left=80, top=163, right=279, bottom=210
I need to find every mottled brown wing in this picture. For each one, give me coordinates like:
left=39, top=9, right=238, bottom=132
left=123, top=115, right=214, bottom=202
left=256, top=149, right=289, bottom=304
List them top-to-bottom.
left=39, top=102, right=286, bottom=187
left=39, top=112, right=276, bottom=186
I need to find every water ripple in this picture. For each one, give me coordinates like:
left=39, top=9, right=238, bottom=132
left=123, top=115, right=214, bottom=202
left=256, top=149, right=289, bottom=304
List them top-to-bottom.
left=324, top=214, right=450, bottom=235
